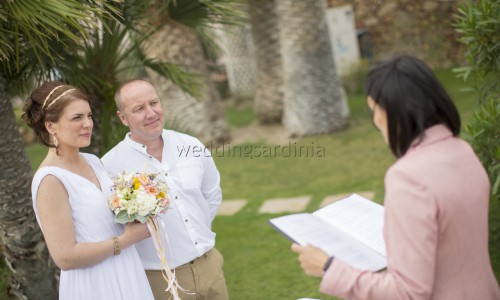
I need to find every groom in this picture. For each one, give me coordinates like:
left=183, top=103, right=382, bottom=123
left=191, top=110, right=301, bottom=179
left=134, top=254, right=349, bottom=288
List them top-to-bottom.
left=102, top=79, right=229, bottom=300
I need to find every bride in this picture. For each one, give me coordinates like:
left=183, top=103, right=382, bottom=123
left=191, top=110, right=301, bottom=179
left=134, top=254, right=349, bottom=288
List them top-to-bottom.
left=23, top=81, right=154, bottom=299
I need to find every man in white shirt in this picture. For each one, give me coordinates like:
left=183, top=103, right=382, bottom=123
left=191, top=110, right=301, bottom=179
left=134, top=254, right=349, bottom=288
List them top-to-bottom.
left=102, top=79, right=228, bottom=300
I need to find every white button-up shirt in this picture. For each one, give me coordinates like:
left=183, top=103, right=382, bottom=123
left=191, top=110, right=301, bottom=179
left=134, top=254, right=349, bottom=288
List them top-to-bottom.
left=102, top=130, right=222, bottom=269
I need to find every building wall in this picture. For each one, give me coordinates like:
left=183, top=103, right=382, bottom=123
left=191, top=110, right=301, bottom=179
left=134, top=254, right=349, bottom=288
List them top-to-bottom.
left=327, top=0, right=466, bottom=68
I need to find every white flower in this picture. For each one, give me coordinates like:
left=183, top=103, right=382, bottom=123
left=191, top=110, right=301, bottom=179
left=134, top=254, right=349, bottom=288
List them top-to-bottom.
left=109, top=171, right=170, bottom=223
left=120, top=172, right=134, bottom=183
left=136, top=192, right=157, bottom=216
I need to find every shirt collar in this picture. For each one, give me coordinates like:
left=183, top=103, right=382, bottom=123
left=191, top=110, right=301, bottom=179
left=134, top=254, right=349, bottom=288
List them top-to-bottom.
left=410, top=124, right=453, bottom=150
left=123, top=130, right=168, bottom=154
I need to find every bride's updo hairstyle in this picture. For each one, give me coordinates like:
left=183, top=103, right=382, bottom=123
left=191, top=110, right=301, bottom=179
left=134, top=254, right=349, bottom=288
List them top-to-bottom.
left=22, top=81, right=93, bottom=148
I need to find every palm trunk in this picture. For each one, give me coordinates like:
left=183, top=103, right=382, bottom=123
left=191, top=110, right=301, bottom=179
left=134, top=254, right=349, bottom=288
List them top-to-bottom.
left=249, top=0, right=284, bottom=124
left=276, top=0, right=349, bottom=136
left=144, top=23, right=230, bottom=145
left=222, top=23, right=256, bottom=100
left=0, top=75, right=58, bottom=299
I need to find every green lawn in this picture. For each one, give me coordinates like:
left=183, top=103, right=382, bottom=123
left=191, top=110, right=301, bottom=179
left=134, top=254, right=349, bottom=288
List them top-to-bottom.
left=13, top=69, right=499, bottom=299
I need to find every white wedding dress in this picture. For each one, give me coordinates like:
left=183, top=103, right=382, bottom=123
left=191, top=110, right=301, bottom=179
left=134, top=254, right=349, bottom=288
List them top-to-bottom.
left=31, top=153, right=154, bottom=300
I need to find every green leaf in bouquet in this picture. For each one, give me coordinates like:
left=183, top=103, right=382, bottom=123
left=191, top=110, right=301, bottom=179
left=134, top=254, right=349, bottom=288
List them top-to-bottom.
left=115, top=210, right=133, bottom=224
left=135, top=215, right=148, bottom=224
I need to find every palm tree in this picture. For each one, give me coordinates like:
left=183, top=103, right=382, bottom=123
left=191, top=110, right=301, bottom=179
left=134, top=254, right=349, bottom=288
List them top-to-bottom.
left=52, top=0, right=244, bottom=151
left=134, top=0, right=245, bottom=145
left=249, top=0, right=284, bottom=124
left=276, top=0, right=349, bottom=136
left=0, top=1, right=119, bottom=298
left=1, top=1, right=245, bottom=297
left=54, top=16, right=203, bottom=155
left=144, top=24, right=230, bottom=144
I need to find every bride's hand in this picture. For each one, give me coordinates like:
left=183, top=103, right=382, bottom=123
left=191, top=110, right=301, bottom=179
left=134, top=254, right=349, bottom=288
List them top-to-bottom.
left=121, top=222, right=151, bottom=246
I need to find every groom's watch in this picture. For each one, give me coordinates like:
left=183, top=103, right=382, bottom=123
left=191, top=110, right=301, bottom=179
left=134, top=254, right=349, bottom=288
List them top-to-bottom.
left=323, top=256, right=334, bottom=272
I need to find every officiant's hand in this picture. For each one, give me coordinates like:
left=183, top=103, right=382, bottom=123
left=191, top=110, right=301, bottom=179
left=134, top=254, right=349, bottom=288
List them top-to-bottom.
left=291, top=243, right=329, bottom=277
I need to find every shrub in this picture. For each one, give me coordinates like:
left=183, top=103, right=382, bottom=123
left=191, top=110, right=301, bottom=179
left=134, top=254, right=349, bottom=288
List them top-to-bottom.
left=454, top=0, right=500, bottom=200
left=454, top=0, right=499, bottom=101
left=463, top=100, right=500, bottom=200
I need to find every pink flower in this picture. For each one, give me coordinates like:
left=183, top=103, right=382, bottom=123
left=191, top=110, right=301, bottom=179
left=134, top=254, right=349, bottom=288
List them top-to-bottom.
left=145, top=185, right=159, bottom=195
left=159, top=198, right=170, bottom=208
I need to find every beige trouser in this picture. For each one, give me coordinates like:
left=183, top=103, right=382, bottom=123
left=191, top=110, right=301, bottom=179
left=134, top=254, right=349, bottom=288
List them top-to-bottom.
left=146, top=248, right=229, bottom=300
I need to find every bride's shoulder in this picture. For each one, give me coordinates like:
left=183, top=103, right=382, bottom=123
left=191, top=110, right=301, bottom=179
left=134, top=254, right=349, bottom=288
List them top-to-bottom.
left=80, top=152, right=98, bottom=161
left=80, top=153, right=106, bottom=171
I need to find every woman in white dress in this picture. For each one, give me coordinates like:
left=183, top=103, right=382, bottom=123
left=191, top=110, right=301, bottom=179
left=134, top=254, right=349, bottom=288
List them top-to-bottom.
left=23, top=81, right=155, bottom=300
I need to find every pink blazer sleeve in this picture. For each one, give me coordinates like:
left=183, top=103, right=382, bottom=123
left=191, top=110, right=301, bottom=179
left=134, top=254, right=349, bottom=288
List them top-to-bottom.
left=320, top=166, right=438, bottom=299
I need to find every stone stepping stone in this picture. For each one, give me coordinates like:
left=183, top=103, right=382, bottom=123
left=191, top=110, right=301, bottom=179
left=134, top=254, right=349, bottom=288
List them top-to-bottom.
left=319, top=191, right=375, bottom=208
left=258, top=196, right=311, bottom=214
left=217, top=199, right=247, bottom=216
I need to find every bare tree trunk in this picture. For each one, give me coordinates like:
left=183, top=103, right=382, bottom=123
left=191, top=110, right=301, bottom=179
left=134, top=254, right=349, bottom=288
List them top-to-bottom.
left=249, top=0, right=284, bottom=124
left=276, top=0, right=349, bottom=136
left=143, top=23, right=230, bottom=145
left=0, top=75, right=58, bottom=299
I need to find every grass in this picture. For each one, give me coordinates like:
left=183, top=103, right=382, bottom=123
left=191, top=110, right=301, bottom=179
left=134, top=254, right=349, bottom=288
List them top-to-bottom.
left=8, top=69, right=498, bottom=299
left=224, top=98, right=257, bottom=128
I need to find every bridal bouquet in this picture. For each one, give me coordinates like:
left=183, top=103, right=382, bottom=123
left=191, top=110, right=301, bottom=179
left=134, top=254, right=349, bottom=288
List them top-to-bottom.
left=109, top=171, right=186, bottom=300
left=109, top=171, right=170, bottom=223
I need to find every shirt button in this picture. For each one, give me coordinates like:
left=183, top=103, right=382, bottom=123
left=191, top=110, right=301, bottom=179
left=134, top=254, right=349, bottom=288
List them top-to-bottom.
left=142, top=145, right=146, bottom=148
left=149, top=156, right=152, bottom=159
left=164, top=172, right=168, bottom=176
left=175, top=196, right=178, bottom=200
left=185, top=219, right=188, bottom=222
left=195, top=242, right=198, bottom=245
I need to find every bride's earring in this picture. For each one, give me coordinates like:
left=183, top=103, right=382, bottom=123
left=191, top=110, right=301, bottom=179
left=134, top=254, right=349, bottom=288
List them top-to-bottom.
left=52, top=133, right=58, bottom=148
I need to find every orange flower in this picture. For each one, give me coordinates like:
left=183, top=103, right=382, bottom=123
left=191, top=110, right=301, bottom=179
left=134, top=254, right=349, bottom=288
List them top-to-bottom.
left=138, top=174, right=150, bottom=185
left=111, top=196, right=120, bottom=209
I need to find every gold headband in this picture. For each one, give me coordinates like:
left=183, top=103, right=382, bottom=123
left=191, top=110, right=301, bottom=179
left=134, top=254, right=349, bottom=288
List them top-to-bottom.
left=42, top=85, right=65, bottom=109
left=43, top=88, right=76, bottom=110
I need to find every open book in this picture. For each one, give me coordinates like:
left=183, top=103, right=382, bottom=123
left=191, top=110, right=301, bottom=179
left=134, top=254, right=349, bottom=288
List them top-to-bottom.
left=269, top=193, right=387, bottom=271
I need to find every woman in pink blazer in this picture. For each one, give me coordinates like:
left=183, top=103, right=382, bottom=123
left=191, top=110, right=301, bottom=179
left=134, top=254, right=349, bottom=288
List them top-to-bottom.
left=291, top=55, right=500, bottom=299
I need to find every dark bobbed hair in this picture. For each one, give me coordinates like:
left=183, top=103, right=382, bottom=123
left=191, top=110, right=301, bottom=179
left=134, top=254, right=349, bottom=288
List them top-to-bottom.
left=364, top=55, right=461, bottom=157
left=22, top=81, right=93, bottom=148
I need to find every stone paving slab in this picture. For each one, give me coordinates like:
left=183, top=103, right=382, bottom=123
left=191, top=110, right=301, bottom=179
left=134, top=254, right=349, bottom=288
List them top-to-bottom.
left=319, top=191, right=375, bottom=208
left=258, top=196, right=311, bottom=214
left=217, top=199, right=247, bottom=216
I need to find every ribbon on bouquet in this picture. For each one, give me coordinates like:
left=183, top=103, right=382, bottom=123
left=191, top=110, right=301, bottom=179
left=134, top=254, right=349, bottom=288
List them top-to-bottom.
left=146, top=217, right=192, bottom=299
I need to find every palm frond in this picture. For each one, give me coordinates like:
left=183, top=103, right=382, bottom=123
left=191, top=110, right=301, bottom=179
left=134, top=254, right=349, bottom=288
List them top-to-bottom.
left=0, top=0, right=122, bottom=63
left=142, top=57, right=204, bottom=99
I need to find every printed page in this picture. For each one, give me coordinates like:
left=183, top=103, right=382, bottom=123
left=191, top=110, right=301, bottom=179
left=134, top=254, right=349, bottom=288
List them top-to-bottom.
left=313, top=194, right=386, bottom=256
left=269, top=213, right=387, bottom=271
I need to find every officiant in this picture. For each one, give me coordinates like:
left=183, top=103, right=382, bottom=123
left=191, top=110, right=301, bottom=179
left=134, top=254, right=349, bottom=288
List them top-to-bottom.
left=291, top=55, right=500, bottom=299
